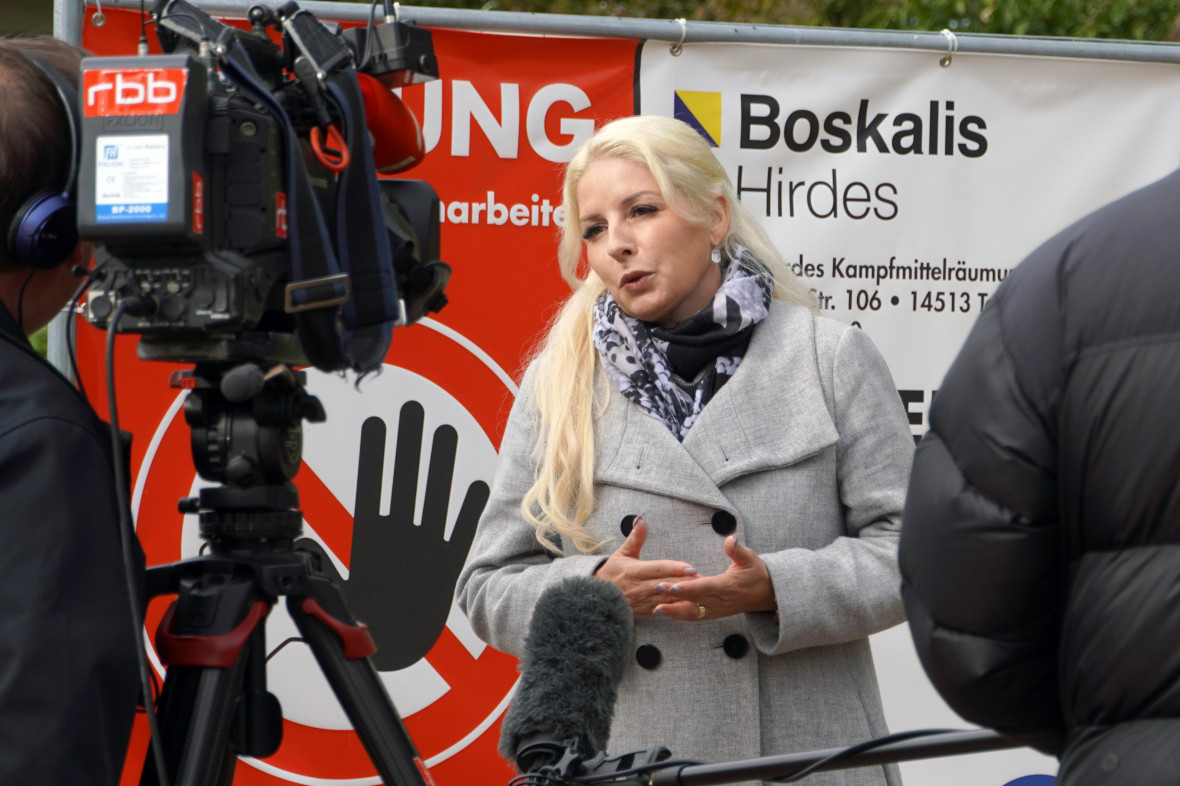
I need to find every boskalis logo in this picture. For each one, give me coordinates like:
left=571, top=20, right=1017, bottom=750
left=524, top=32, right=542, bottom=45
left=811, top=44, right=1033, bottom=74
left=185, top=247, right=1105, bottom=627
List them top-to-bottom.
left=83, top=68, right=188, bottom=117
left=674, top=90, right=723, bottom=147
left=740, top=95, right=988, bottom=157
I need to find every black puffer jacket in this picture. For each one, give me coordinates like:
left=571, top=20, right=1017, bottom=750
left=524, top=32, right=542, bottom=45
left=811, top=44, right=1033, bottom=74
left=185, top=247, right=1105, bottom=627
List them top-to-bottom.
left=899, top=168, right=1180, bottom=785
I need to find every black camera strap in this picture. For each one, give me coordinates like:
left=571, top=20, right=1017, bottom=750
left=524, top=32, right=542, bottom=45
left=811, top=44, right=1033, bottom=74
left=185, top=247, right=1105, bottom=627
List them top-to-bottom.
left=219, top=38, right=355, bottom=372
left=219, top=39, right=404, bottom=373
left=324, top=70, right=401, bottom=371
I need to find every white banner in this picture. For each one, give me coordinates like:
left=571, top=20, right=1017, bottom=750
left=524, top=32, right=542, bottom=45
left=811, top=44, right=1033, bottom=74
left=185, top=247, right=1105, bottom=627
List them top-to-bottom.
left=640, top=42, right=1180, bottom=785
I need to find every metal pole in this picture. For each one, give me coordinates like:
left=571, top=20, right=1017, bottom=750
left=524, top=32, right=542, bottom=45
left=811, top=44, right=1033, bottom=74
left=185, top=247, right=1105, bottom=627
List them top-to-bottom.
left=46, top=0, right=85, bottom=379
left=54, top=0, right=84, bottom=43
left=97, top=0, right=1180, bottom=65
left=649, top=730, right=1020, bottom=785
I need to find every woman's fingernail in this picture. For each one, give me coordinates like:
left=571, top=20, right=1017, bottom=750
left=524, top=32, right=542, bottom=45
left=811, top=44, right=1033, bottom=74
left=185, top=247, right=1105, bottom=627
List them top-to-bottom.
left=683, top=567, right=698, bottom=575
left=654, top=584, right=669, bottom=593
left=669, top=586, right=682, bottom=594
left=653, top=608, right=666, bottom=617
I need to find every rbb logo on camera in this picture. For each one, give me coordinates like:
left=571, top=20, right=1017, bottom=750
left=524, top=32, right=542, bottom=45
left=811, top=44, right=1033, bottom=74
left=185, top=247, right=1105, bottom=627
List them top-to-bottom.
left=83, top=68, right=188, bottom=116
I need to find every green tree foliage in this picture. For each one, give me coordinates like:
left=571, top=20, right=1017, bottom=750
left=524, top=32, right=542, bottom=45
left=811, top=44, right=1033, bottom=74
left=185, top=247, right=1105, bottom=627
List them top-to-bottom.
left=368, top=0, right=1180, bottom=40
left=862, top=0, right=1180, bottom=39
left=30, top=327, right=47, bottom=357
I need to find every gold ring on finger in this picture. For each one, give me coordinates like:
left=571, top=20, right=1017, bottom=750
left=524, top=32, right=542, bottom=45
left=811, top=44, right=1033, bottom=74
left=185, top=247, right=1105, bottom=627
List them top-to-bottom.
left=696, top=604, right=707, bottom=619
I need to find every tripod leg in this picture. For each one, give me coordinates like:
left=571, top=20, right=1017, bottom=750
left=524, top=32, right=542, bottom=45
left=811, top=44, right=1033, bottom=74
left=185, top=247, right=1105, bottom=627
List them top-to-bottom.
left=143, top=574, right=272, bottom=786
left=287, top=575, right=433, bottom=786
left=141, top=658, right=248, bottom=786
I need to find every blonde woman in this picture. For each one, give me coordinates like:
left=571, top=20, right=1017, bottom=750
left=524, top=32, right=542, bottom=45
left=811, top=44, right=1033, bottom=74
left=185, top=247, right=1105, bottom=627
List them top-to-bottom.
left=456, top=115, right=913, bottom=785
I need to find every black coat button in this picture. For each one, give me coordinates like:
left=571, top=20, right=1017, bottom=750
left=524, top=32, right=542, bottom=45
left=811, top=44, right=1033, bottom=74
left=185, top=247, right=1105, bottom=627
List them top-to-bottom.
left=711, top=510, right=737, bottom=536
left=619, top=514, right=638, bottom=537
left=722, top=634, right=749, bottom=660
left=635, top=644, right=662, bottom=670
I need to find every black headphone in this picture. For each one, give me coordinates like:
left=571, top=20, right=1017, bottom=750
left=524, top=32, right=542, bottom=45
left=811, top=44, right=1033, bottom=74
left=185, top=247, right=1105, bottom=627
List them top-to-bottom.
left=5, top=51, right=81, bottom=271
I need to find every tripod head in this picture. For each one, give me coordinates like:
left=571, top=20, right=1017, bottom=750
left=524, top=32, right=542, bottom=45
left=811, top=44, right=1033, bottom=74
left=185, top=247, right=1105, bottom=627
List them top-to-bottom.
left=142, top=333, right=326, bottom=556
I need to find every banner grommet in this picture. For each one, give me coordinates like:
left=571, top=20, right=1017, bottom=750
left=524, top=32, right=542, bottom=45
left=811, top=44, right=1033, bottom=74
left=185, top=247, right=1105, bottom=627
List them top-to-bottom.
left=671, top=18, right=687, bottom=56
left=940, top=29, right=958, bottom=67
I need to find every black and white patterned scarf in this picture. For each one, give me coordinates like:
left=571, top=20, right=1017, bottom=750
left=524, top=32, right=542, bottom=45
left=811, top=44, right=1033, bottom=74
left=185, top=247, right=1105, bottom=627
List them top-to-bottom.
left=592, top=248, right=773, bottom=441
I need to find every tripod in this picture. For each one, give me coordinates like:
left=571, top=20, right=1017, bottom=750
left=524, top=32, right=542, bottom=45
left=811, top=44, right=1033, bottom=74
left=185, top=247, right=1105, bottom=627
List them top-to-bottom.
left=136, top=341, right=431, bottom=786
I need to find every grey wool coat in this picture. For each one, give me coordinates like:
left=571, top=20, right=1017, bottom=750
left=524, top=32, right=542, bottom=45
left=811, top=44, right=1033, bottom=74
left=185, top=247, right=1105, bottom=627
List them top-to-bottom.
left=455, top=300, right=914, bottom=786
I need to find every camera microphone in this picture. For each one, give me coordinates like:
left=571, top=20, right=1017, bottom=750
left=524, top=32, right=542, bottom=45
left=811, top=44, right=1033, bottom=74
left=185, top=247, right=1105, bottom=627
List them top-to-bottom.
left=499, top=576, right=633, bottom=783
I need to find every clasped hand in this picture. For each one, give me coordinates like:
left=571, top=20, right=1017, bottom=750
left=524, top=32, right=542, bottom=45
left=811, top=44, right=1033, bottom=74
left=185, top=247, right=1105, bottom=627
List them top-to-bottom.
left=593, top=516, right=777, bottom=621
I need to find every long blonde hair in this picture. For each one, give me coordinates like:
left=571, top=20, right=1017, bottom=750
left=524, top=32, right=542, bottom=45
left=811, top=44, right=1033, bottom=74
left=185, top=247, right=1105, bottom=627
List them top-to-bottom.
left=521, top=115, right=814, bottom=553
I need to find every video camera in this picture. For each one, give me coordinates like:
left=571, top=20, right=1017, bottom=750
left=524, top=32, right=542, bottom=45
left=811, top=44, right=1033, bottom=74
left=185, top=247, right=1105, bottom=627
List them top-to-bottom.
left=79, top=0, right=449, bottom=374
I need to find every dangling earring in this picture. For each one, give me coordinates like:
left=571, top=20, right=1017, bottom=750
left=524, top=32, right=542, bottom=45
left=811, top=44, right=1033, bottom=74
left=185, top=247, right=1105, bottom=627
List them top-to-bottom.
left=710, top=246, right=722, bottom=265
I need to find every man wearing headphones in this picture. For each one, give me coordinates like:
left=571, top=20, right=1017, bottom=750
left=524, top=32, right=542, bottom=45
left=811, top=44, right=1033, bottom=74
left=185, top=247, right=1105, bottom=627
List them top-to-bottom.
left=0, top=35, right=143, bottom=785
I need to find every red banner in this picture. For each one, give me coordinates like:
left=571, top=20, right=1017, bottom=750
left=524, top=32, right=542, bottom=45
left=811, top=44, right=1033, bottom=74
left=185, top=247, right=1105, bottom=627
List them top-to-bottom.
left=80, top=7, right=637, bottom=785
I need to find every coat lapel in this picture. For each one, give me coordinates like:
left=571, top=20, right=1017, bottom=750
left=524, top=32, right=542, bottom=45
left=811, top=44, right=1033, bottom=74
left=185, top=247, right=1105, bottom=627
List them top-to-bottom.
left=594, top=302, right=838, bottom=501
left=684, top=302, right=839, bottom=485
left=594, top=376, right=734, bottom=509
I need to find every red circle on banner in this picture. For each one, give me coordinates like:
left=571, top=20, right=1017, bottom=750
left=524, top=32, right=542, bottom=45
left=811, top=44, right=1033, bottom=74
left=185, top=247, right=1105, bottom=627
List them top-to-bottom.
left=133, top=322, right=520, bottom=784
